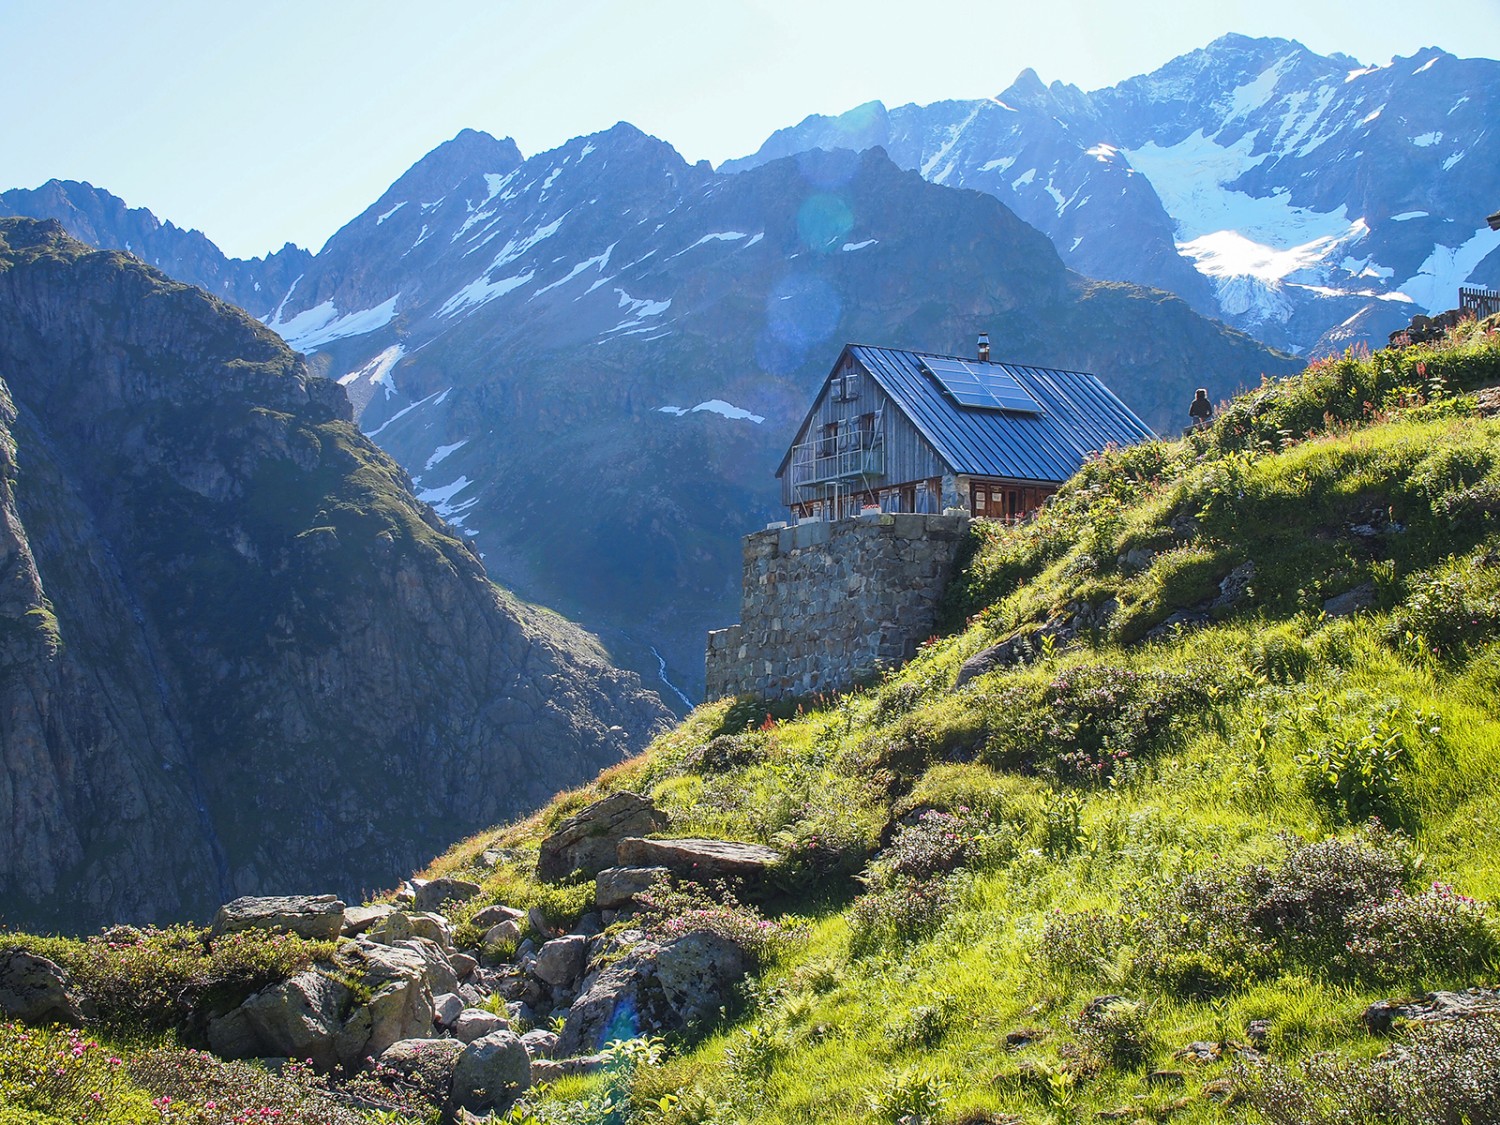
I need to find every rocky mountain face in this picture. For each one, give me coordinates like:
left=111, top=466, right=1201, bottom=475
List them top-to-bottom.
left=726, top=35, right=1500, bottom=354
left=247, top=125, right=1295, bottom=703
left=0, top=179, right=309, bottom=318
left=0, top=218, right=671, bottom=934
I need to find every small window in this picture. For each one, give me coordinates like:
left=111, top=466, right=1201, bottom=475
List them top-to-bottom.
left=834, top=373, right=860, bottom=400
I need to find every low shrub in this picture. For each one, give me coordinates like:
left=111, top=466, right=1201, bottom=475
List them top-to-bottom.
left=1389, top=548, right=1500, bottom=660
left=847, top=878, right=955, bottom=955
left=632, top=880, right=783, bottom=961
left=7, top=926, right=331, bottom=1036
left=1075, top=998, right=1156, bottom=1070
left=1243, top=1014, right=1500, bottom=1125
left=869, top=1066, right=948, bottom=1124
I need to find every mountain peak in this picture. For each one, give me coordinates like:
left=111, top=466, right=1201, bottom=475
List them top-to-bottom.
left=381, top=129, right=525, bottom=208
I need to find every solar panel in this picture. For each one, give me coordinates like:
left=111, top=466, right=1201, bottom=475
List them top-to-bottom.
left=920, top=358, right=1041, bottom=414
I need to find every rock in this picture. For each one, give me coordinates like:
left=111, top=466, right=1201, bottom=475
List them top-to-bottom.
left=1119, top=546, right=1158, bottom=574
left=1213, top=560, right=1256, bottom=609
left=1323, top=582, right=1376, bottom=618
left=953, top=626, right=1062, bottom=688
left=536, top=792, right=667, bottom=883
left=614, top=837, right=782, bottom=886
left=591, top=870, right=669, bottom=912
left=414, top=877, right=483, bottom=913
left=210, top=894, right=346, bottom=940
left=343, top=904, right=398, bottom=936
left=470, top=904, right=525, bottom=929
left=527, top=907, right=555, bottom=940
left=367, top=909, right=454, bottom=952
left=483, top=920, right=523, bottom=947
left=559, top=931, right=752, bottom=1057
left=533, top=935, right=589, bottom=987
left=394, top=936, right=460, bottom=996
left=338, top=937, right=435, bottom=1064
left=0, top=949, right=89, bottom=1026
left=451, top=953, right=478, bottom=980
left=240, top=970, right=352, bottom=1070
left=1363, top=988, right=1500, bottom=1034
left=433, top=992, right=466, bottom=1028
left=206, top=1004, right=264, bottom=1060
left=453, top=1007, right=509, bottom=1044
left=1245, top=1019, right=1271, bottom=1048
left=520, top=1028, right=561, bottom=1059
left=451, top=1030, right=532, bottom=1114
left=378, top=1037, right=464, bottom=1099
left=1175, top=1041, right=1220, bottom=1062
left=530, top=1053, right=607, bottom=1083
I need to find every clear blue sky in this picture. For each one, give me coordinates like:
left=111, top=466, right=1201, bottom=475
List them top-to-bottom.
left=3, top=0, right=1496, bottom=259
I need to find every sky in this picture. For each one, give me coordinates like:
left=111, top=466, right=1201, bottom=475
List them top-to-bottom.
left=3, top=0, right=1498, bottom=259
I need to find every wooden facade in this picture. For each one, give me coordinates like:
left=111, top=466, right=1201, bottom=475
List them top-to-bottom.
left=781, top=351, right=1058, bottom=522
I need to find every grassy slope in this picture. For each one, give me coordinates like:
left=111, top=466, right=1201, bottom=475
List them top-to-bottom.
left=434, top=322, right=1500, bottom=1124
left=4, top=323, right=1499, bottom=1123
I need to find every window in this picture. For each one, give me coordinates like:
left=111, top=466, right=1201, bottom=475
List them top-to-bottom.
left=819, top=422, right=837, bottom=457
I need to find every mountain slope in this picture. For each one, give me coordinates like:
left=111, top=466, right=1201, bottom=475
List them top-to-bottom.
left=727, top=35, right=1500, bottom=355
left=256, top=128, right=1296, bottom=703
left=0, top=218, right=670, bottom=933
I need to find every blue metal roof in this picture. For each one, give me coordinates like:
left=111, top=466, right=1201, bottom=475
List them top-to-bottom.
left=838, top=344, right=1155, bottom=483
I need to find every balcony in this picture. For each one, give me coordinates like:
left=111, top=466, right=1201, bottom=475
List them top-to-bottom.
left=789, top=431, right=884, bottom=489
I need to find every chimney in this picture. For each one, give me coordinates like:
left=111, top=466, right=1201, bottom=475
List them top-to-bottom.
left=977, top=332, right=991, bottom=362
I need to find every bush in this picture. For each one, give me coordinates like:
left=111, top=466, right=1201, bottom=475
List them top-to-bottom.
left=1389, top=549, right=1500, bottom=660
left=979, top=663, right=1212, bottom=784
left=1297, top=701, right=1432, bottom=828
left=847, top=878, right=955, bottom=955
left=632, top=880, right=782, bottom=961
left=1342, top=882, right=1500, bottom=987
left=7, top=926, right=331, bottom=1036
left=1075, top=998, right=1156, bottom=1070
left=1244, top=1015, right=1500, bottom=1125
left=869, top=1066, right=948, bottom=1124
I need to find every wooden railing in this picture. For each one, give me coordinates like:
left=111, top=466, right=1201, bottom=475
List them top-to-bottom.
left=1459, top=286, right=1500, bottom=319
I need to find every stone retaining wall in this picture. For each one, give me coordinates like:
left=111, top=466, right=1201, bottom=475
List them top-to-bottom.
left=705, top=513, right=970, bottom=701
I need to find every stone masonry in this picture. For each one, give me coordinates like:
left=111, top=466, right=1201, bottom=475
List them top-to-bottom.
left=705, top=512, right=970, bottom=701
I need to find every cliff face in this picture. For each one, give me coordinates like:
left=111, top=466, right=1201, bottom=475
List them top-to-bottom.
left=0, top=219, right=671, bottom=933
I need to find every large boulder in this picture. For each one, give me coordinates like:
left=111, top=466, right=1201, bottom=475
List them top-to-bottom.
left=536, top=792, right=667, bottom=883
left=614, top=837, right=781, bottom=887
left=595, top=866, right=670, bottom=910
left=413, top=877, right=482, bottom=914
left=211, top=894, right=347, bottom=940
left=343, top=903, right=398, bottom=936
left=366, top=909, right=454, bottom=952
left=558, top=931, right=752, bottom=1057
left=533, top=935, right=589, bottom=988
left=393, top=936, right=460, bottom=996
left=335, top=937, right=436, bottom=1066
left=0, top=949, right=89, bottom=1026
left=240, top=970, right=351, bottom=1070
left=451, top=1030, right=533, bottom=1114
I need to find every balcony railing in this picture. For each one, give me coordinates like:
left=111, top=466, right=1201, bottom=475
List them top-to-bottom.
left=789, top=431, right=884, bottom=489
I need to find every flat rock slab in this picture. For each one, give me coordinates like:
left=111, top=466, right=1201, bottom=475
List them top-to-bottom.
left=536, top=792, right=666, bottom=883
left=615, top=837, right=782, bottom=884
left=413, top=877, right=482, bottom=913
left=211, top=894, right=346, bottom=940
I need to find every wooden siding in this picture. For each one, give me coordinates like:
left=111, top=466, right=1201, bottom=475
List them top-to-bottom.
left=779, top=353, right=946, bottom=509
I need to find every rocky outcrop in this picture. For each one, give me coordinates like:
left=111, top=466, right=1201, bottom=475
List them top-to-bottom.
left=0, top=219, right=672, bottom=933
left=536, top=792, right=667, bottom=882
left=211, top=895, right=347, bottom=940
left=558, top=932, right=753, bottom=1057
left=451, top=1030, right=532, bottom=1115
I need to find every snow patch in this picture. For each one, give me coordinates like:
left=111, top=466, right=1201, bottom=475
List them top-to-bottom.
left=1413, top=57, right=1438, bottom=75
left=1346, top=65, right=1381, bottom=82
left=920, top=106, right=982, bottom=179
left=1413, top=132, right=1442, bottom=147
left=1085, top=144, right=1119, bottom=163
left=1443, top=152, right=1466, bottom=171
left=979, top=156, right=1017, bottom=174
left=1012, top=168, right=1037, bottom=188
left=376, top=201, right=406, bottom=224
left=1391, top=211, right=1429, bottom=222
left=1399, top=227, right=1497, bottom=313
left=841, top=239, right=878, bottom=252
left=533, top=243, right=616, bottom=297
left=439, top=270, right=535, bottom=317
left=607, top=289, right=671, bottom=333
left=270, top=295, right=399, bottom=352
left=337, top=344, right=405, bottom=401
left=657, top=400, right=764, bottom=424
left=424, top=440, right=468, bottom=470
left=416, top=475, right=478, bottom=523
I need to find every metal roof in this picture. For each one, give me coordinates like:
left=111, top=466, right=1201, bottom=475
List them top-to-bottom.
left=777, top=344, right=1155, bottom=484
